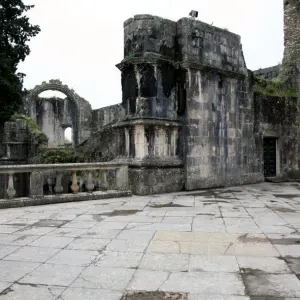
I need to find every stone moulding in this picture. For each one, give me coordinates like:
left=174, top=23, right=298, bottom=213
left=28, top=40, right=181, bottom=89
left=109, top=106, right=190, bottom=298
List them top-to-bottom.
left=0, top=162, right=129, bottom=173
left=0, top=190, right=132, bottom=209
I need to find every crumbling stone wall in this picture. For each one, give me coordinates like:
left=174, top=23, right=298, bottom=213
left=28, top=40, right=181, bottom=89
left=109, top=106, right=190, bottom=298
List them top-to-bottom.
left=253, top=65, right=281, bottom=80
left=25, top=80, right=92, bottom=147
left=35, top=97, right=76, bottom=147
left=92, top=104, right=125, bottom=133
left=0, top=119, right=46, bottom=198
left=77, top=126, right=124, bottom=162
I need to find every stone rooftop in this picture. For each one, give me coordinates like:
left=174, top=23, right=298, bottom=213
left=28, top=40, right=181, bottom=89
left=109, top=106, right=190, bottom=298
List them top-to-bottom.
left=0, top=182, right=300, bottom=299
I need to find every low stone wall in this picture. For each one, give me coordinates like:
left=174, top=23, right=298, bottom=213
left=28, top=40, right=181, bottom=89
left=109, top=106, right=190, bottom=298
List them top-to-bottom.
left=129, top=167, right=184, bottom=195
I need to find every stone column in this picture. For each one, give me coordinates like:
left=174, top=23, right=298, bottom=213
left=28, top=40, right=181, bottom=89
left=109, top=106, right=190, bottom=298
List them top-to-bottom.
left=116, top=166, right=129, bottom=191
left=29, top=171, right=44, bottom=199
left=71, top=171, right=79, bottom=194
left=86, top=171, right=94, bottom=193
left=99, top=171, right=109, bottom=191
left=54, top=172, right=63, bottom=194
left=6, top=173, right=16, bottom=199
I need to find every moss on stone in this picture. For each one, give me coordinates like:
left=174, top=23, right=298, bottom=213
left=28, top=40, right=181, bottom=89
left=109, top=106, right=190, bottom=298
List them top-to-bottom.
left=253, top=77, right=298, bottom=98
left=10, top=114, right=48, bottom=145
left=40, top=148, right=84, bottom=164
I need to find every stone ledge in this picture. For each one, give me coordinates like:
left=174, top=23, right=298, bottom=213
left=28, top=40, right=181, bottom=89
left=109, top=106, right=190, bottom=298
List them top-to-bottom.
left=0, top=190, right=132, bottom=209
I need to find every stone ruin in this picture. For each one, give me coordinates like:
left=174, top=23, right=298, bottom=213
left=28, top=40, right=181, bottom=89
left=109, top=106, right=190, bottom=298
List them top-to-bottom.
left=1, top=0, right=300, bottom=196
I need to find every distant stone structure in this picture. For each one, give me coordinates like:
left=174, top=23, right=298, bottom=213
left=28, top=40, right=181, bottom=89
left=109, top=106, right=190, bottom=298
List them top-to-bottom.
left=1, top=1, right=300, bottom=196
left=24, top=80, right=92, bottom=147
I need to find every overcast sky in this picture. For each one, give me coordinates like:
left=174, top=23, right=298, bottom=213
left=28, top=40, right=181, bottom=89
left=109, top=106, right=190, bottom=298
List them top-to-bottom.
left=19, top=0, right=284, bottom=110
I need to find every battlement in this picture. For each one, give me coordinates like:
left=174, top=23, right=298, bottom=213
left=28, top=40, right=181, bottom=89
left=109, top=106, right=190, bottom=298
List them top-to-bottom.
left=122, top=14, right=247, bottom=76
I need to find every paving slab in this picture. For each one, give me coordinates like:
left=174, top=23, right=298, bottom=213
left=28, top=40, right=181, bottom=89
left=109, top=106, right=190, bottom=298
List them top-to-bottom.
left=0, top=225, right=26, bottom=234
left=15, top=226, right=55, bottom=236
left=46, top=227, right=88, bottom=237
left=81, top=228, right=121, bottom=239
left=0, top=234, right=40, bottom=246
left=29, top=235, right=74, bottom=248
left=66, top=237, right=110, bottom=251
left=107, top=239, right=149, bottom=252
left=274, top=244, right=300, bottom=258
left=0, top=245, right=20, bottom=259
left=3, top=246, right=59, bottom=263
left=47, top=249, right=99, bottom=266
left=95, top=251, right=143, bottom=268
left=140, top=253, right=189, bottom=272
left=189, top=255, right=239, bottom=272
left=237, top=256, right=291, bottom=274
left=285, top=258, right=300, bottom=274
left=0, top=260, right=40, bottom=282
left=19, top=263, right=84, bottom=286
left=71, top=266, right=135, bottom=290
left=127, top=269, right=169, bottom=291
left=160, top=272, right=245, bottom=295
left=242, top=274, right=300, bottom=297
left=0, top=282, right=12, bottom=294
left=0, top=283, right=64, bottom=300
left=60, top=288, right=122, bottom=300
left=188, top=296, right=250, bottom=300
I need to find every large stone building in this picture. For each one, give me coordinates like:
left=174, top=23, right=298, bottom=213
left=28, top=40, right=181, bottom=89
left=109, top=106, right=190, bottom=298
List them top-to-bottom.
left=1, top=0, right=300, bottom=196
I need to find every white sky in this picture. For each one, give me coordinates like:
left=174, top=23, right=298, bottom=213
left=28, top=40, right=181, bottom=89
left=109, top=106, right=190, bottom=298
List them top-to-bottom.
left=19, top=0, right=284, bottom=110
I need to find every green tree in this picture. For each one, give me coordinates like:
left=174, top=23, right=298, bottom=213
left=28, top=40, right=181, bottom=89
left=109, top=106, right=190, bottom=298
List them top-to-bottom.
left=0, top=1, right=40, bottom=127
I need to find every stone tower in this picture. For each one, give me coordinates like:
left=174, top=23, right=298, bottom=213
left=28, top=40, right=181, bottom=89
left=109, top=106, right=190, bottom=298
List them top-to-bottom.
left=282, top=0, right=300, bottom=88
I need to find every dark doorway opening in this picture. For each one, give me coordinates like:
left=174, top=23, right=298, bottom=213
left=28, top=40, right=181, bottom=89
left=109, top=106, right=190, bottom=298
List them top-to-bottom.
left=263, top=137, right=277, bottom=177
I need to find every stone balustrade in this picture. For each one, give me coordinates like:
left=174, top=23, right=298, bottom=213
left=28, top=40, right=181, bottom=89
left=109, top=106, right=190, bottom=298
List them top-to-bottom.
left=0, top=162, right=129, bottom=200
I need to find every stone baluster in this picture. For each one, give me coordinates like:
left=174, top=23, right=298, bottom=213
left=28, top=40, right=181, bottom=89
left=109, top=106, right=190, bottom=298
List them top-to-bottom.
left=71, top=171, right=79, bottom=194
left=86, top=171, right=94, bottom=193
left=54, top=172, right=63, bottom=194
left=6, top=173, right=16, bottom=199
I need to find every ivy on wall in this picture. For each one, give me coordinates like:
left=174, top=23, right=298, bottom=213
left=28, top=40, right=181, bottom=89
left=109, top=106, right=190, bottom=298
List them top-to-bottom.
left=253, top=77, right=298, bottom=98
left=10, top=114, right=48, bottom=145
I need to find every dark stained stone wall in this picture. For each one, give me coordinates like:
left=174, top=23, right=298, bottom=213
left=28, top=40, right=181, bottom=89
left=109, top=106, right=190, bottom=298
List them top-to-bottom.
left=123, top=15, right=177, bottom=60
left=184, top=70, right=264, bottom=190
left=254, top=94, right=300, bottom=176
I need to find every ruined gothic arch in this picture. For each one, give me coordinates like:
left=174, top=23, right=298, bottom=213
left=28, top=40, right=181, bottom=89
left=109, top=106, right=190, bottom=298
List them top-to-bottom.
left=27, top=80, right=80, bottom=146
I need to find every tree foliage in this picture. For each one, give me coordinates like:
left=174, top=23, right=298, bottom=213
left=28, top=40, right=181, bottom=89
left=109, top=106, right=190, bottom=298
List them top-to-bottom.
left=0, top=0, right=40, bottom=127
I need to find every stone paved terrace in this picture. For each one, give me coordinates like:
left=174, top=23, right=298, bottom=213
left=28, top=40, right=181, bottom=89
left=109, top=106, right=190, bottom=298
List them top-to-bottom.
left=0, top=183, right=300, bottom=299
